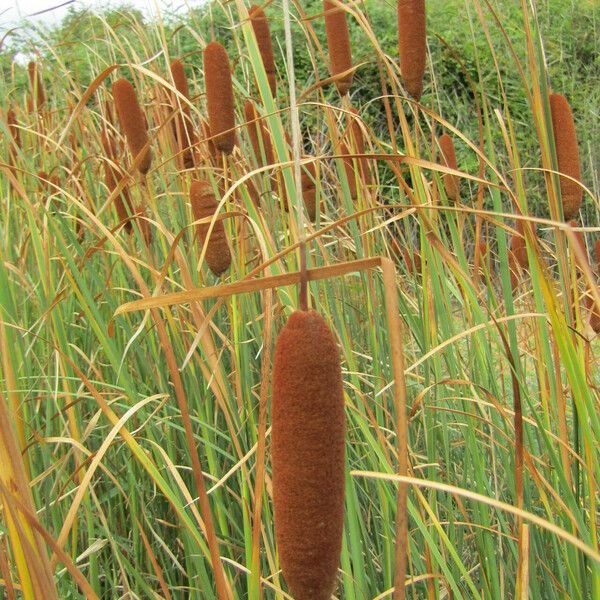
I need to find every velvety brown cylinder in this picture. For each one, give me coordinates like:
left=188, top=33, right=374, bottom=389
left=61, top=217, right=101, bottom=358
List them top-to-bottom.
left=324, top=0, right=353, bottom=95
left=397, top=0, right=427, bottom=100
left=249, top=5, right=277, bottom=96
left=204, top=42, right=236, bottom=154
left=170, top=59, right=196, bottom=168
left=27, top=62, right=46, bottom=112
left=112, top=78, right=152, bottom=174
left=549, top=93, right=582, bottom=220
left=244, top=100, right=274, bottom=167
left=7, top=109, right=20, bottom=148
left=438, top=133, right=459, bottom=202
left=301, top=161, right=317, bottom=221
left=189, top=180, right=231, bottom=276
left=509, top=220, right=535, bottom=290
left=271, top=309, right=345, bottom=600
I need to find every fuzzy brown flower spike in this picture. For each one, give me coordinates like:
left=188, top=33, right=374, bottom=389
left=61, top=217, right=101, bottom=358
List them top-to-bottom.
left=324, top=0, right=353, bottom=95
left=397, top=0, right=427, bottom=100
left=249, top=5, right=277, bottom=96
left=204, top=42, right=236, bottom=154
left=27, top=62, right=46, bottom=112
left=112, top=78, right=152, bottom=174
left=549, top=93, right=582, bottom=220
left=438, top=133, right=459, bottom=202
left=189, top=180, right=231, bottom=276
left=271, top=309, right=345, bottom=600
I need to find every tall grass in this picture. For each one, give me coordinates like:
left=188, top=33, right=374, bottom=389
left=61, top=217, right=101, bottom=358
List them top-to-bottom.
left=0, top=1, right=598, bottom=599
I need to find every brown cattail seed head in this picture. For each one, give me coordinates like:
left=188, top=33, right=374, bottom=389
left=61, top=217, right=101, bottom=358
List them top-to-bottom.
left=324, top=0, right=353, bottom=95
left=397, top=0, right=427, bottom=100
left=249, top=5, right=277, bottom=96
left=204, top=42, right=236, bottom=155
left=170, top=59, right=196, bottom=169
left=27, top=61, right=46, bottom=112
left=112, top=78, right=152, bottom=174
left=549, top=93, right=582, bottom=220
left=244, top=100, right=274, bottom=167
left=7, top=109, right=20, bottom=148
left=438, top=133, right=459, bottom=202
left=301, top=161, right=317, bottom=221
left=189, top=180, right=231, bottom=276
left=509, top=220, right=536, bottom=290
left=271, top=309, right=345, bottom=600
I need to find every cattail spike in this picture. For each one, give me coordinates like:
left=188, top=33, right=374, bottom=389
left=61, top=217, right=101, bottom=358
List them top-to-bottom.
left=397, top=0, right=427, bottom=100
left=324, top=1, right=353, bottom=95
left=249, top=5, right=277, bottom=96
left=204, top=42, right=236, bottom=155
left=170, top=59, right=196, bottom=169
left=27, top=61, right=46, bottom=113
left=112, top=78, right=152, bottom=174
left=549, top=93, right=582, bottom=220
left=438, top=133, right=459, bottom=202
left=104, top=159, right=134, bottom=233
left=301, top=162, right=317, bottom=221
left=189, top=180, right=231, bottom=276
left=272, top=309, right=345, bottom=600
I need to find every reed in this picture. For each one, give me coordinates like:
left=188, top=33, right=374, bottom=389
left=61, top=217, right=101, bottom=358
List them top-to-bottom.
left=323, top=0, right=353, bottom=95
left=397, top=0, right=427, bottom=100
left=249, top=5, right=277, bottom=96
left=204, top=42, right=236, bottom=154
left=170, top=59, right=196, bottom=169
left=27, top=61, right=46, bottom=112
left=111, top=78, right=152, bottom=174
left=549, top=93, right=582, bottom=220
left=438, top=133, right=459, bottom=202
left=301, top=162, right=317, bottom=221
left=189, top=180, right=231, bottom=276
left=271, top=309, right=345, bottom=600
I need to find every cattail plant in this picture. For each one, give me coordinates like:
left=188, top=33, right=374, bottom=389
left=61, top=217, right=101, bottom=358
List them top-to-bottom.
left=323, top=0, right=353, bottom=95
left=397, top=0, right=427, bottom=100
left=249, top=5, right=277, bottom=96
left=204, top=42, right=236, bottom=154
left=170, top=59, right=196, bottom=169
left=27, top=61, right=46, bottom=112
left=112, top=78, right=152, bottom=174
left=549, top=93, right=582, bottom=220
left=244, top=100, right=274, bottom=167
left=6, top=109, right=20, bottom=149
left=438, top=133, right=459, bottom=202
left=301, top=162, right=317, bottom=221
left=37, top=170, right=59, bottom=193
left=189, top=180, right=231, bottom=276
left=568, top=219, right=588, bottom=272
left=508, top=220, right=535, bottom=290
left=588, top=240, right=600, bottom=333
left=271, top=309, right=345, bottom=600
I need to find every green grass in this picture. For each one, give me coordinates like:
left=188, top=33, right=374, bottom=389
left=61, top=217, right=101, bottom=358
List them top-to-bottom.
left=0, top=1, right=599, bottom=598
